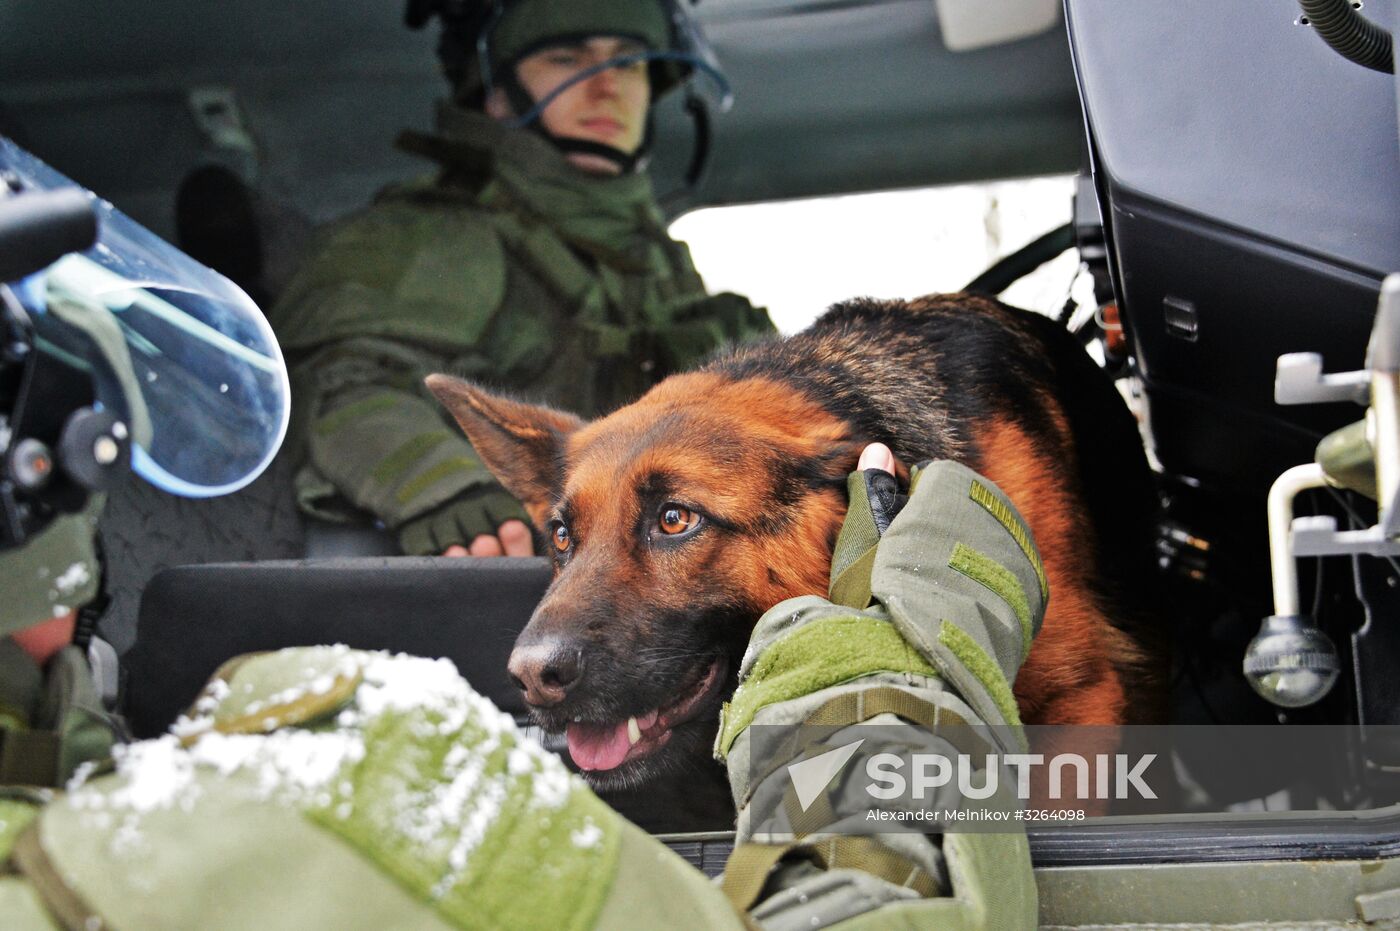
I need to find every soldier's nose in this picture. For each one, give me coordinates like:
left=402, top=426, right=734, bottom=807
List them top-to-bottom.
left=587, top=66, right=620, bottom=99
left=507, top=640, right=583, bottom=707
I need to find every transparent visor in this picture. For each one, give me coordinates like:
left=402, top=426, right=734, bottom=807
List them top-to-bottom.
left=490, top=1, right=733, bottom=129
left=1, top=137, right=290, bottom=498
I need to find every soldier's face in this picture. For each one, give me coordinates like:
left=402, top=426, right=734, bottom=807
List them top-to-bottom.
left=511, top=36, right=652, bottom=174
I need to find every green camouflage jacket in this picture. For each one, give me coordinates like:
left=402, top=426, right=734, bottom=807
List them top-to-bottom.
left=271, top=104, right=774, bottom=551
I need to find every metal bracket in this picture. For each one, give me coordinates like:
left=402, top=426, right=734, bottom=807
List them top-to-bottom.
left=186, top=86, right=258, bottom=168
left=1275, top=353, right=1369, bottom=406
left=1292, top=516, right=1400, bottom=559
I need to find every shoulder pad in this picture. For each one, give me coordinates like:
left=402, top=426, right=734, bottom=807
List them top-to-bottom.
left=272, top=202, right=507, bottom=350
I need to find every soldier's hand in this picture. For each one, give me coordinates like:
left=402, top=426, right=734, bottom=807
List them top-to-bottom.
left=858, top=442, right=897, bottom=477
left=396, top=484, right=532, bottom=556
left=442, top=519, right=535, bottom=558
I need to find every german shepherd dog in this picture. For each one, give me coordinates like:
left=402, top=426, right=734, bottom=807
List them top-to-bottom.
left=427, top=294, right=1161, bottom=824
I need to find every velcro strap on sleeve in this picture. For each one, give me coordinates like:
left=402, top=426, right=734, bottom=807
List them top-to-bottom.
left=966, top=478, right=1047, bottom=602
left=716, top=615, right=937, bottom=760
left=804, top=686, right=948, bottom=730
left=721, top=836, right=940, bottom=915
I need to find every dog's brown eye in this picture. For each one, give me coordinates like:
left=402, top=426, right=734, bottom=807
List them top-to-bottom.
left=658, top=505, right=699, bottom=536
left=552, top=524, right=571, bottom=553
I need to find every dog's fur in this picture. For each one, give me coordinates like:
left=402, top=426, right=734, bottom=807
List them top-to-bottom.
left=427, top=294, right=1163, bottom=824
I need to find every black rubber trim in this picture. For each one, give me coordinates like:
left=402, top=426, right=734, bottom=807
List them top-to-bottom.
left=964, top=223, right=1075, bottom=296
left=661, top=809, right=1400, bottom=877
left=1026, top=809, right=1400, bottom=865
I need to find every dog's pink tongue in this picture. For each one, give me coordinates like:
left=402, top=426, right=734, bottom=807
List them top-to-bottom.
left=566, top=721, right=632, bottom=771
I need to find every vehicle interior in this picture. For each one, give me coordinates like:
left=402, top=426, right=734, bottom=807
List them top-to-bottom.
left=3, top=0, right=1399, bottom=923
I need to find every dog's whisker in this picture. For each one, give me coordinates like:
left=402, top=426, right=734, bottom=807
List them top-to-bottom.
left=631, top=647, right=712, bottom=660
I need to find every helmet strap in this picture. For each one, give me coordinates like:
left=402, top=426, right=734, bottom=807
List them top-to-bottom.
left=550, top=136, right=642, bottom=174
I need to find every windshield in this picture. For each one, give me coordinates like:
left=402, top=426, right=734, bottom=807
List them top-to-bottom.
left=1, top=136, right=290, bottom=498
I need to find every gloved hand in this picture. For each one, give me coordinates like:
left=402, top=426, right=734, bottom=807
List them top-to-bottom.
left=717, top=444, right=1046, bottom=931
left=720, top=447, right=1045, bottom=754
left=837, top=449, right=1044, bottom=728
left=395, top=483, right=531, bottom=555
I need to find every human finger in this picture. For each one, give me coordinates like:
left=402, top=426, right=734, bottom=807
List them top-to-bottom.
left=858, top=442, right=896, bottom=475
left=496, top=520, right=535, bottom=557
left=468, top=534, right=505, bottom=557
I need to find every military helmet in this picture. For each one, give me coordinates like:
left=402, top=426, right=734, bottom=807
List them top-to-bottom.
left=406, top=0, right=730, bottom=110
left=490, top=0, right=678, bottom=97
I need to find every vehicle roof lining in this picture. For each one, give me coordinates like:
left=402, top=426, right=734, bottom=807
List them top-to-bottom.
left=0, top=0, right=1082, bottom=237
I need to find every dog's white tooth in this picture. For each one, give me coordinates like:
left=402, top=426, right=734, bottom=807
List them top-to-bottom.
left=627, top=716, right=641, bottom=745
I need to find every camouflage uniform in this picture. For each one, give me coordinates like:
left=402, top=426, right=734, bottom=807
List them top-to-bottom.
left=271, top=105, right=774, bottom=553
left=1, top=461, right=1042, bottom=929
left=716, top=461, right=1043, bottom=929
left=0, top=503, right=126, bottom=928
left=0, top=504, right=121, bottom=791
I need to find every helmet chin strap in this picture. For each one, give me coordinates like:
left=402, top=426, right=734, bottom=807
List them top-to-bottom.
left=500, top=68, right=646, bottom=174
left=550, top=137, right=643, bottom=174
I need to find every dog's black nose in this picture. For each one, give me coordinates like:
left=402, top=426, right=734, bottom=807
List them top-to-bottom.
left=508, top=640, right=583, bottom=707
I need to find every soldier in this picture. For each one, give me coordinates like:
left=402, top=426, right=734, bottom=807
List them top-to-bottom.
left=271, top=0, right=775, bottom=559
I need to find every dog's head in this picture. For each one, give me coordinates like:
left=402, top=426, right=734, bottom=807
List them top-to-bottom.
left=427, top=371, right=863, bottom=789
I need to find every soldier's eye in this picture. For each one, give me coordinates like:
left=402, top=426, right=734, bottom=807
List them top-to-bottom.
left=658, top=505, right=701, bottom=536
left=551, top=523, right=572, bottom=553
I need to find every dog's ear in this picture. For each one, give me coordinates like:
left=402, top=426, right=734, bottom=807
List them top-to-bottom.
left=425, top=375, right=583, bottom=529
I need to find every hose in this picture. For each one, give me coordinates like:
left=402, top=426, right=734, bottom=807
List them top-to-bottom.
left=1299, top=0, right=1393, bottom=74
left=682, top=88, right=713, bottom=191
left=964, top=222, right=1074, bottom=296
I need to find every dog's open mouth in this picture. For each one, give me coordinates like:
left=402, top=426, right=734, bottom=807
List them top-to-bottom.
left=564, top=658, right=726, bottom=772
